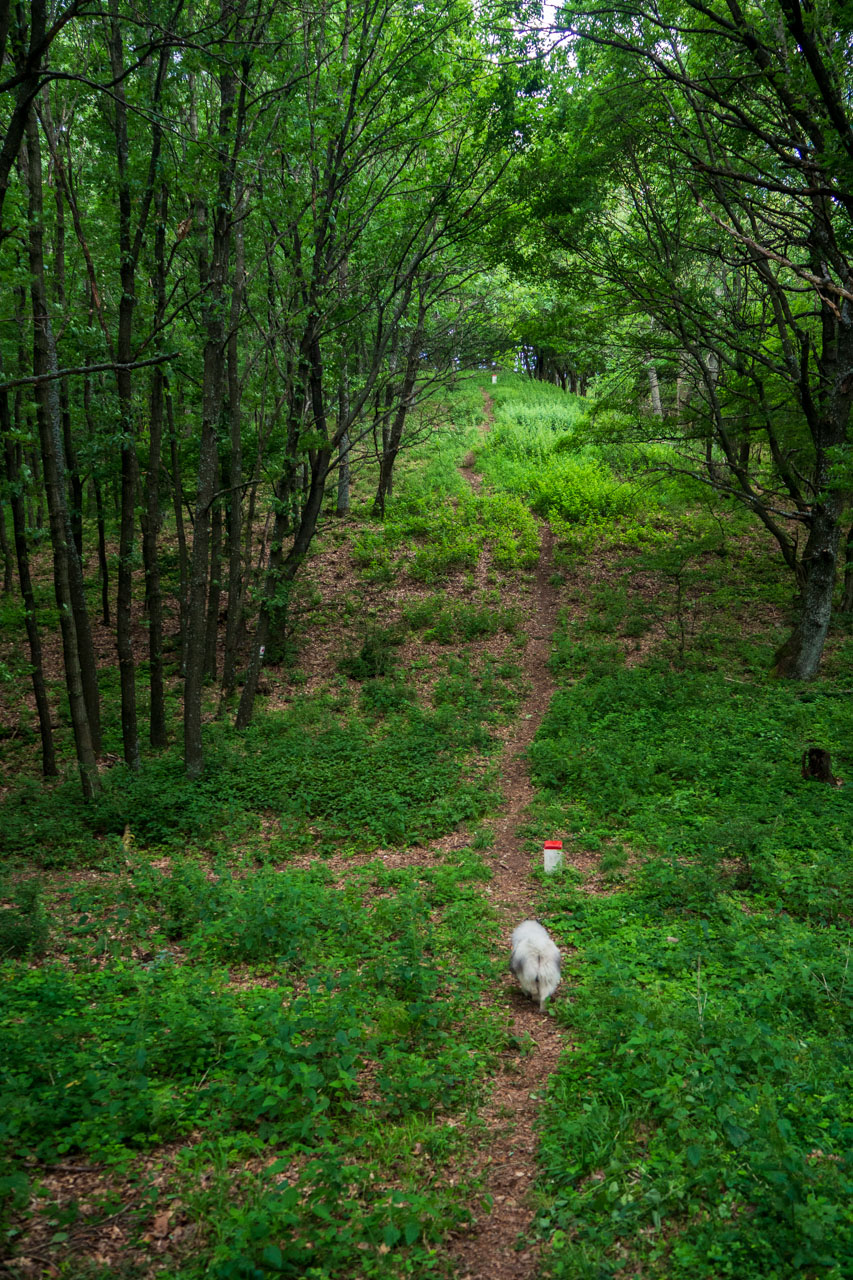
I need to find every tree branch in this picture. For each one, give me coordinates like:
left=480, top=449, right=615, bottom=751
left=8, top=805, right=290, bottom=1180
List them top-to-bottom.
left=0, top=352, right=179, bottom=393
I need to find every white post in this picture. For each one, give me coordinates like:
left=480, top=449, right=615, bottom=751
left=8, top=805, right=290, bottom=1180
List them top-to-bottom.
left=544, top=840, right=563, bottom=873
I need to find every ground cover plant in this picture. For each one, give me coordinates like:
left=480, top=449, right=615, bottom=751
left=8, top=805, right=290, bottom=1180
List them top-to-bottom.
left=6, top=0, right=853, bottom=1272
left=4, top=364, right=853, bottom=1279
left=0, top=375, right=537, bottom=1277
left=475, top=377, right=637, bottom=529
left=351, top=485, right=539, bottom=585
left=525, top=534, right=853, bottom=1276
left=1, top=677, right=508, bottom=864
left=0, top=849, right=504, bottom=1278
left=536, top=882, right=853, bottom=1279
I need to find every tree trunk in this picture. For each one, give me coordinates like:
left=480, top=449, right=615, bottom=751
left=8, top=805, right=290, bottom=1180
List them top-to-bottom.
left=108, top=5, right=141, bottom=771
left=184, top=64, right=239, bottom=777
left=23, top=113, right=100, bottom=797
left=51, top=176, right=84, bottom=560
left=222, top=182, right=246, bottom=696
left=145, top=184, right=168, bottom=748
left=183, top=206, right=221, bottom=775
left=774, top=223, right=853, bottom=676
left=335, top=256, right=351, bottom=518
left=17, top=261, right=100, bottom=741
left=373, top=296, right=427, bottom=518
left=235, top=329, right=319, bottom=731
left=646, top=351, right=663, bottom=418
left=336, top=363, right=351, bottom=516
left=145, top=369, right=167, bottom=747
left=166, top=384, right=189, bottom=666
left=1, top=402, right=57, bottom=776
left=116, top=411, right=140, bottom=769
left=336, top=429, right=351, bottom=516
left=235, top=446, right=332, bottom=730
left=25, top=449, right=37, bottom=532
left=242, top=470, right=258, bottom=596
left=92, top=471, right=110, bottom=627
left=0, top=495, right=12, bottom=593
left=204, top=498, right=222, bottom=680
left=773, top=502, right=842, bottom=679
left=841, top=523, right=853, bottom=613
left=801, top=747, right=840, bottom=785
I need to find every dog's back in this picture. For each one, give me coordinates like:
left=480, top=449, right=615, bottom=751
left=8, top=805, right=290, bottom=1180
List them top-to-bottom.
left=510, top=919, right=561, bottom=1011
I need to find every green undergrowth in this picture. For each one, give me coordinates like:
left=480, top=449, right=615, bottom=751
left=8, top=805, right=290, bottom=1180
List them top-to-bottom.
left=8, top=366, right=852, bottom=1278
left=0, top=371, right=536, bottom=1271
left=488, top=374, right=585, bottom=437
left=475, top=375, right=640, bottom=528
left=345, top=376, right=541, bottom=582
left=352, top=485, right=539, bottom=584
left=550, top=516, right=795, bottom=675
left=403, top=592, right=520, bottom=643
left=528, top=620, right=853, bottom=1277
left=1, top=648, right=526, bottom=865
left=530, top=659, right=853, bottom=921
left=0, top=850, right=506, bottom=1277
left=0, top=880, right=49, bottom=960
left=536, top=883, right=853, bottom=1279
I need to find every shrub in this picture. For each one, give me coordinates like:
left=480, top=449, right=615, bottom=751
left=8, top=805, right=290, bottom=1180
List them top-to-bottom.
left=404, top=594, right=519, bottom=643
left=338, top=625, right=404, bottom=680
left=0, top=881, right=49, bottom=959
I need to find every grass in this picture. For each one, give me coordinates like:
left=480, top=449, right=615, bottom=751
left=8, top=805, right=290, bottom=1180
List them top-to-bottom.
left=4, top=368, right=853, bottom=1278
left=0, top=374, right=534, bottom=1275
left=475, top=375, right=636, bottom=527
left=448, top=376, right=853, bottom=1279
left=351, top=487, right=539, bottom=585
left=403, top=592, right=520, bottom=643
left=526, top=603, right=853, bottom=1276
left=1, top=644, right=527, bottom=864
left=531, top=659, right=853, bottom=921
left=0, top=850, right=505, bottom=1277
left=536, top=884, right=853, bottom=1278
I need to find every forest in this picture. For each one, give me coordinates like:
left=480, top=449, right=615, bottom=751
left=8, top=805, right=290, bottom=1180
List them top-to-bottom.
left=1, top=0, right=852, bottom=1277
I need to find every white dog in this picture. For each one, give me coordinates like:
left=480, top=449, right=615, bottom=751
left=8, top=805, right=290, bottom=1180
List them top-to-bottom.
left=510, top=920, right=561, bottom=1011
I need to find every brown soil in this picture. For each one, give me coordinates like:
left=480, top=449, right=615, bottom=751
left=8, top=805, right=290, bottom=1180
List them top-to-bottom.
left=447, top=390, right=566, bottom=1280
left=448, top=522, right=565, bottom=1280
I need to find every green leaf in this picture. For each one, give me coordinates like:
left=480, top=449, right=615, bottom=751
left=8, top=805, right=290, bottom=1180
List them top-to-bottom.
left=722, top=1121, right=750, bottom=1149
left=262, top=1244, right=283, bottom=1270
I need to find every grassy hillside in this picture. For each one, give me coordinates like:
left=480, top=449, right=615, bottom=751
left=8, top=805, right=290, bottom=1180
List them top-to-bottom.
left=1, top=370, right=852, bottom=1279
left=497, top=379, right=853, bottom=1279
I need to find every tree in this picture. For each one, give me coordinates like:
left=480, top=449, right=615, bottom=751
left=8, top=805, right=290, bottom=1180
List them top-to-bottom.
left=0, top=0, right=524, bottom=785
left=233, top=0, right=513, bottom=728
left=522, top=0, right=853, bottom=677
left=21, top=109, right=100, bottom=797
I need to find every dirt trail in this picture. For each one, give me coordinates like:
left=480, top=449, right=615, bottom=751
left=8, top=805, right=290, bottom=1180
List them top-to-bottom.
left=449, top=393, right=566, bottom=1280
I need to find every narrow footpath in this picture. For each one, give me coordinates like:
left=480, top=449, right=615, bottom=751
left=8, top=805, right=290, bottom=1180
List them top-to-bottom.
left=450, top=393, right=566, bottom=1280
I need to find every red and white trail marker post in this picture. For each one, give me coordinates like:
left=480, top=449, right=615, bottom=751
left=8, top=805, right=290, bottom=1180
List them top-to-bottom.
left=544, top=839, right=564, bottom=874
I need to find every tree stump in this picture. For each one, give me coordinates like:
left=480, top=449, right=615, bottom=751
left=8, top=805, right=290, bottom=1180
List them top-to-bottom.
left=801, top=748, right=842, bottom=786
